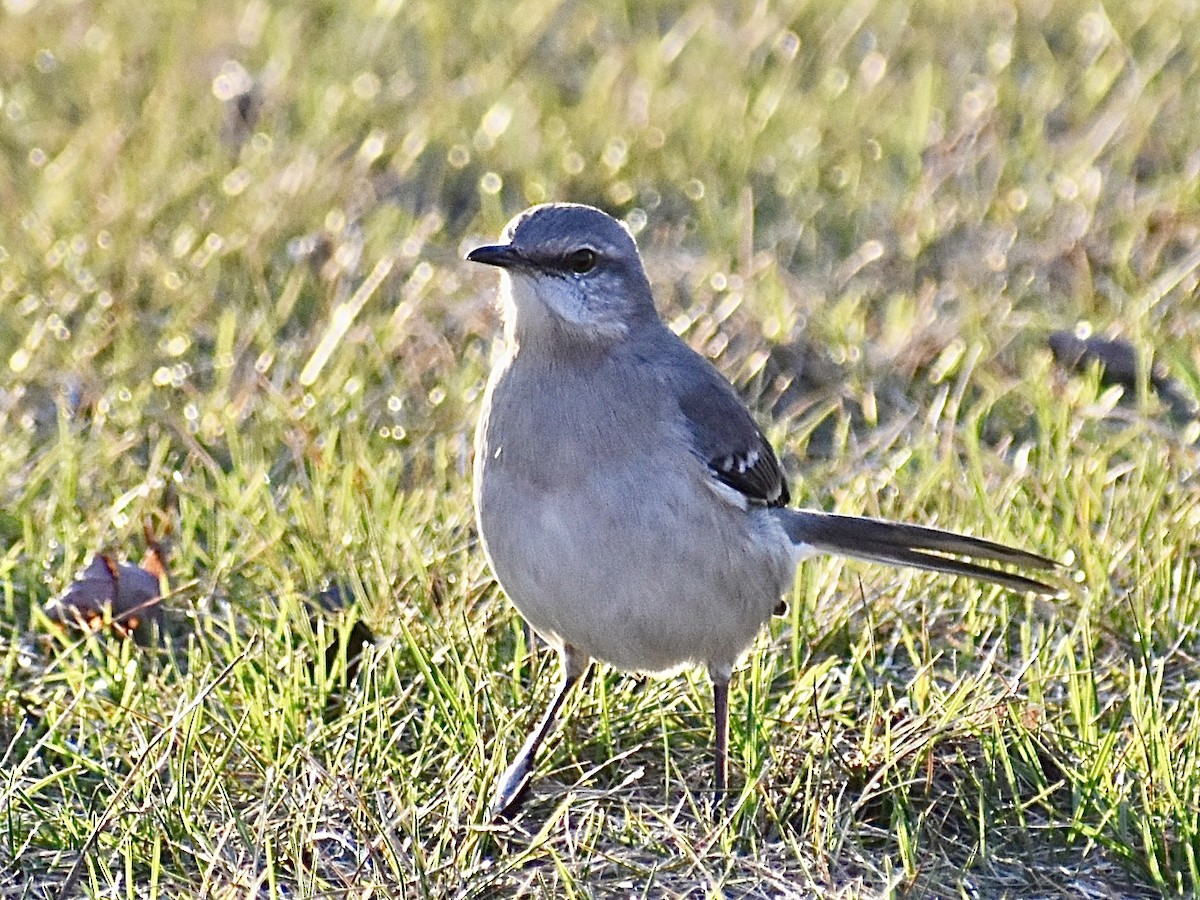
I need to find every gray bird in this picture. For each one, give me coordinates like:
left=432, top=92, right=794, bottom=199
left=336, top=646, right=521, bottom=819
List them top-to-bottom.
left=467, top=202, right=1059, bottom=819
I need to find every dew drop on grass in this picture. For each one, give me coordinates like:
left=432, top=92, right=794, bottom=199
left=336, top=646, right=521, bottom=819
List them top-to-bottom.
left=774, top=30, right=800, bottom=61
left=988, top=39, right=1012, bottom=71
left=35, top=49, right=58, bottom=73
left=860, top=51, right=887, bottom=89
left=212, top=61, right=253, bottom=101
left=822, top=67, right=849, bottom=97
left=351, top=71, right=381, bottom=101
left=480, top=102, right=513, bottom=141
left=358, top=129, right=386, bottom=165
left=602, top=137, right=627, bottom=172
left=562, top=152, right=584, bottom=175
left=222, top=168, right=251, bottom=196
left=480, top=172, right=502, bottom=195
left=524, top=180, right=547, bottom=204
left=608, top=181, right=634, bottom=205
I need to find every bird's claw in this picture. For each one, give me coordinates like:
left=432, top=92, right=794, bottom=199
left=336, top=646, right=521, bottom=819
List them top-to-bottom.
left=487, top=755, right=533, bottom=821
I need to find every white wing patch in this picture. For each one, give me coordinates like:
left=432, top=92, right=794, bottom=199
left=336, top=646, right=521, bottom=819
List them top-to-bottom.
left=715, top=448, right=759, bottom=475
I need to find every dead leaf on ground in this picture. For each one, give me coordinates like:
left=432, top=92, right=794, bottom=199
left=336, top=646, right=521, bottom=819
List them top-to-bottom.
left=1049, top=329, right=1198, bottom=422
left=44, top=526, right=172, bottom=647
left=311, top=580, right=376, bottom=687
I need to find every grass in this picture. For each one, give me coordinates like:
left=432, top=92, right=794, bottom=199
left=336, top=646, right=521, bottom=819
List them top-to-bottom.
left=3, top=0, right=1200, bottom=895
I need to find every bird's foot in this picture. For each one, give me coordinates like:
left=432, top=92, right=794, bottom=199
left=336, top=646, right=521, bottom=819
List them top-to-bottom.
left=487, top=755, right=534, bottom=822
left=707, top=786, right=734, bottom=819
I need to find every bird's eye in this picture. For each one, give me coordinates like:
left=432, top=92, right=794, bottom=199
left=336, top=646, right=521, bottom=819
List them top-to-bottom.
left=565, top=248, right=597, bottom=274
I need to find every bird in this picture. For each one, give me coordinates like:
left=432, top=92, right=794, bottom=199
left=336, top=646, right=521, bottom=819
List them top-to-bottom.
left=466, top=202, right=1060, bottom=820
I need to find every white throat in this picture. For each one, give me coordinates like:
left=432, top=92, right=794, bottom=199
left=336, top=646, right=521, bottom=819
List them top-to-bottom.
left=500, top=271, right=628, bottom=345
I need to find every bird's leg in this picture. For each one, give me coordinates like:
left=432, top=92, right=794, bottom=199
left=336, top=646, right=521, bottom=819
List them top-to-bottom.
left=488, top=645, right=586, bottom=820
left=710, top=667, right=731, bottom=806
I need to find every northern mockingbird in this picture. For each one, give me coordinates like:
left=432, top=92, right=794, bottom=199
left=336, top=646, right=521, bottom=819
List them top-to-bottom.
left=467, top=202, right=1059, bottom=819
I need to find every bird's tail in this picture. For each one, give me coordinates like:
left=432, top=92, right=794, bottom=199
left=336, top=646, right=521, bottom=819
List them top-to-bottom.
left=774, top=508, right=1061, bottom=595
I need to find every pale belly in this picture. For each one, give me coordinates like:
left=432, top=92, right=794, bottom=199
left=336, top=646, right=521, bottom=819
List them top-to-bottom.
left=477, top=464, right=795, bottom=675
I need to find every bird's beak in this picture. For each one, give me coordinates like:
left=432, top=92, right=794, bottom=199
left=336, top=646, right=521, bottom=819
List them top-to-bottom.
left=466, top=243, right=524, bottom=269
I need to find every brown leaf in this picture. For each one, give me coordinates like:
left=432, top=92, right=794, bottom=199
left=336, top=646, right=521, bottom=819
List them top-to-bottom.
left=1049, top=330, right=1197, bottom=421
left=1048, top=331, right=1158, bottom=390
left=141, top=523, right=171, bottom=584
left=45, top=554, right=163, bottom=645
left=311, top=581, right=375, bottom=686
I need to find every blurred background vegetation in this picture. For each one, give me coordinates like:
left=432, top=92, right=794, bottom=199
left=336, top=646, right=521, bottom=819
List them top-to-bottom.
left=2, top=0, right=1200, bottom=895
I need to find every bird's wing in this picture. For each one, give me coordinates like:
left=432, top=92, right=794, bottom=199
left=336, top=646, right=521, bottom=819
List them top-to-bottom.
left=677, top=371, right=790, bottom=508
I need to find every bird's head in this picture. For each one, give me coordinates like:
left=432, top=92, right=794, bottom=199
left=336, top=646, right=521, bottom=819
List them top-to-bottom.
left=467, top=203, right=657, bottom=346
